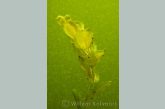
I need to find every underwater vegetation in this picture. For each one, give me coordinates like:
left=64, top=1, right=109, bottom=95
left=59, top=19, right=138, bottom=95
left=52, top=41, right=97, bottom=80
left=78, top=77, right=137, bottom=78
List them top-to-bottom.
left=56, top=15, right=111, bottom=109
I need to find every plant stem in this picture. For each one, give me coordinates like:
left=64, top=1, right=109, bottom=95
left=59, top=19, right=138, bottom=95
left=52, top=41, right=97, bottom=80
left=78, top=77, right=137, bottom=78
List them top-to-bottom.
left=83, top=83, right=94, bottom=109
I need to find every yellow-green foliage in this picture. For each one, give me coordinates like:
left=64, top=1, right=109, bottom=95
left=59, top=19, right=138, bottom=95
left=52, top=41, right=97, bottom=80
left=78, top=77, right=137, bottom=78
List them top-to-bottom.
left=56, top=15, right=105, bottom=83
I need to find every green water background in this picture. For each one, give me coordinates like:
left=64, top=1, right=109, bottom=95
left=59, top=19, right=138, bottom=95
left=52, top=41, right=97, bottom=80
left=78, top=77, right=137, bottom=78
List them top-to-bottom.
left=48, top=0, right=119, bottom=109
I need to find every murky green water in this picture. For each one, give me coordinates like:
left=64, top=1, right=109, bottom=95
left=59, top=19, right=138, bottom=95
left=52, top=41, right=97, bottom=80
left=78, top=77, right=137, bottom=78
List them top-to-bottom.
left=48, top=0, right=119, bottom=109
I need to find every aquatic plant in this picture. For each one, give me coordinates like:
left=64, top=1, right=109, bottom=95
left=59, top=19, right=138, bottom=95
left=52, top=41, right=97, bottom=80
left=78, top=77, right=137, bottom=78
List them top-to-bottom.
left=56, top=15, right=111, bottom=109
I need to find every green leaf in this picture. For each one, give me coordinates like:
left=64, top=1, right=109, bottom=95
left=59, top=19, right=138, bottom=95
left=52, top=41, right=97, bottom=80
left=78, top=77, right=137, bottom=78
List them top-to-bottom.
left=63, top=20, right=78, bottom=41
left=75, top=21, right=84, bottom=30
left=74, top=29, right=93, bottom=52
left=84, top=81, right=111, bottom=102
left=72, top=89, right=82, bottom=109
